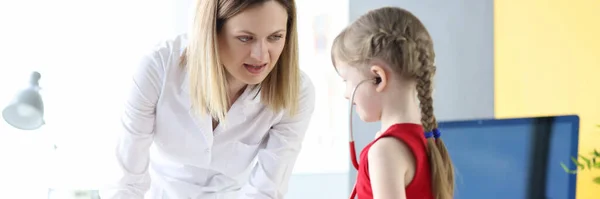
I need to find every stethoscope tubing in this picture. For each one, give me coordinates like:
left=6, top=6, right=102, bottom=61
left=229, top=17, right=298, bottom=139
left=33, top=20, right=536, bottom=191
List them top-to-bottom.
left=348, top=79, right=375, bottom=170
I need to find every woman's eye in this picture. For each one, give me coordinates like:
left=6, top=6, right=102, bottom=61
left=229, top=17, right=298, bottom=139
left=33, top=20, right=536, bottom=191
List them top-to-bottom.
left=268, top=35, right=283, bottom=41
left=238, top=36, right=252, bottom=42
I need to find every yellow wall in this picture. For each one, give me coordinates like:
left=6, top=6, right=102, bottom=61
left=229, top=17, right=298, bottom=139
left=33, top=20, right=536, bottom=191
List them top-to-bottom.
left=495, top=0, right=600, bottom=198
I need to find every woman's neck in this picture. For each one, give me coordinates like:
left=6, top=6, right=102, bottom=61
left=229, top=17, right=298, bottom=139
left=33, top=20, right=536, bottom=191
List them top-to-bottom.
left=226, top=73, right=248, bottom=106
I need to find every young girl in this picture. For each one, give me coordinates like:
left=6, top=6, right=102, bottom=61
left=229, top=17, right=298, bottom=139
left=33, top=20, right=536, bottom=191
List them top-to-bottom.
left=331, top=7, right=455, bottom=199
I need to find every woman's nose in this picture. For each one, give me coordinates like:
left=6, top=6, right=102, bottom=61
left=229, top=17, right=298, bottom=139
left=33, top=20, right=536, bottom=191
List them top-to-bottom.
left=250, top=40, right=268, bottom=62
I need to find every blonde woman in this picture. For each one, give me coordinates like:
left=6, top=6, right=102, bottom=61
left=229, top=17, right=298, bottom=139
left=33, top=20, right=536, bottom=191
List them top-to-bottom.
left=99, top=0, right=315, bottom=198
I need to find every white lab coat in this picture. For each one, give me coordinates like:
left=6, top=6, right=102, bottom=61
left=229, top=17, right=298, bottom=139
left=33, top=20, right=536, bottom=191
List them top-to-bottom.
left=99, top=34, right=316, bottom=199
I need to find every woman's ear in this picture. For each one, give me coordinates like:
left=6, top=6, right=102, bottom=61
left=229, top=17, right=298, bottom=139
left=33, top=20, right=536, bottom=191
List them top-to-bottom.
left=370, top=65, right=387, bottom=92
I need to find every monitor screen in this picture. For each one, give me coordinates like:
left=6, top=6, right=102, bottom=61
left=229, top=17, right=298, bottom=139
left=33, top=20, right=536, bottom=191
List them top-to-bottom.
left=438, top=115, right=579, bottom=199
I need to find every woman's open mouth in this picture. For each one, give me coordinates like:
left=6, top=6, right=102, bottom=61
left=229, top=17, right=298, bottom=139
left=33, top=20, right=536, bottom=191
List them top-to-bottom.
left=244, top=63, right=267, bottom=74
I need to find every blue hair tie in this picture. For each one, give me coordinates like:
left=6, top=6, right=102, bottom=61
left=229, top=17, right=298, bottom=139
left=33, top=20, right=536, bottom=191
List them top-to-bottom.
left=424, top=128, right=441, bottom=139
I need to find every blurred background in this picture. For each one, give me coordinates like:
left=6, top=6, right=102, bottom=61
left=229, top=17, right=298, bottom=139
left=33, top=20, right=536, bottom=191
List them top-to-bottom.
left=0, top=0, right=598, bottom=198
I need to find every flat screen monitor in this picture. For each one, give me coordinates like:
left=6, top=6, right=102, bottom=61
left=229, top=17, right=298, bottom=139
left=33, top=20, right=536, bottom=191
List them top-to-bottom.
left=438, top=115, right=579, bottom=199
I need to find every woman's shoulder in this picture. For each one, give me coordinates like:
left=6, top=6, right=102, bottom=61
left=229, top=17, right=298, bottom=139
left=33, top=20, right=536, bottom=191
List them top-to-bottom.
left=129, top=34, right=189, bottom=99
left=134, top=34, right=188, bottom=80
left=142, top=34, right=188, bottom=69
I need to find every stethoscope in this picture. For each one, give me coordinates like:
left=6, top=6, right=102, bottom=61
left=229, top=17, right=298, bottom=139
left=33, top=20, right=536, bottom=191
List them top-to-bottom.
left=348, top=77, right=381, bottom=170
left=348, top=77, right=380, bottom=199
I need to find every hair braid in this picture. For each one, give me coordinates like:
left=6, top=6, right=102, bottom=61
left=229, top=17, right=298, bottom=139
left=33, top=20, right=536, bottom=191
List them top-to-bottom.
left=415, top=41, right=454, bottom=199
left=416, top=62, right=436, bottom=132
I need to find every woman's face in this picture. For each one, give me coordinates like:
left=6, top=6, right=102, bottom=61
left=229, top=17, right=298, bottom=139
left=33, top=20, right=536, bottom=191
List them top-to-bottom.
left=218, top=1, right=288, bottom=86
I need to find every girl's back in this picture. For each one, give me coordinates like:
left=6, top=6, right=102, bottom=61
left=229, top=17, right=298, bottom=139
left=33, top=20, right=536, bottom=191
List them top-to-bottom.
left=354, top=123, right=434, bottom=199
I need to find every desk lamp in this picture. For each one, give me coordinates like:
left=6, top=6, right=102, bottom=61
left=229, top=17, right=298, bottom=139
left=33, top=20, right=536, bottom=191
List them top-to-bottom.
left=2, top=71, right=45, bottom=130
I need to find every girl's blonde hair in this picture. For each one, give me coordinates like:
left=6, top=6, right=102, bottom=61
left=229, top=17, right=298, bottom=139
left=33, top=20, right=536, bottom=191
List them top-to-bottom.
left=181, top=0, right=300, bottom=122
left=332, top=7, right=455, bottom=199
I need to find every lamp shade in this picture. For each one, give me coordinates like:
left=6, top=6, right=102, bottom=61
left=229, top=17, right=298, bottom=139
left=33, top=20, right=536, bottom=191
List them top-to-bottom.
left=2, top=72, right=44, bottom=130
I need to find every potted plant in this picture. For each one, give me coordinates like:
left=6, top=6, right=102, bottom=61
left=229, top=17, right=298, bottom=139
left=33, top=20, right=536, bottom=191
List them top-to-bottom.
left=561, top=124, right=600, bottom=185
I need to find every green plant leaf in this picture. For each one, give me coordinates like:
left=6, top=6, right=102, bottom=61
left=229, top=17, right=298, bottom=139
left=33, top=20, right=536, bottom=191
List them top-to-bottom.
left=592, top=149, right=600, bottom=158
left=580, top=155, right=592, bottom=170
left=572, top=156, right=585, bottom=170
left=561, top=162, right=578, bottom=174
left=594, top=176, right=600, bottom=185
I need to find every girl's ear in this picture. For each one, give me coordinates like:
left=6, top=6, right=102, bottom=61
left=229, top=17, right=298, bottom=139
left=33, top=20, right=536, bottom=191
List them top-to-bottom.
left=370, top=65, right=387, bottom=92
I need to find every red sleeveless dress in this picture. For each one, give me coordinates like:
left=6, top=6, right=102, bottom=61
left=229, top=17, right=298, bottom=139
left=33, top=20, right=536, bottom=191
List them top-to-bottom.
left=351, top=123, right=434, bottom=199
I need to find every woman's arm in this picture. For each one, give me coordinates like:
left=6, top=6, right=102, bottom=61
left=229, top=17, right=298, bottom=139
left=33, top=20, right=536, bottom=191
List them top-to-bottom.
left=99, top=48, right=165, bottom=199
left=237, top=73, right=316, bottom=199
left=368, top=137, right=415, bottom=199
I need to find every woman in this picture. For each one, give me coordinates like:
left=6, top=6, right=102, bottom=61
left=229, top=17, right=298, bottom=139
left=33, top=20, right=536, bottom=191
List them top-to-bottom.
left=99, top=0, right=315, bottom=198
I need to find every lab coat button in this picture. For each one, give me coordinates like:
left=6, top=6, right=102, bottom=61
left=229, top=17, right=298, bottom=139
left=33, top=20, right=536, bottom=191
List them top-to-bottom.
left=204, top=148, right=210, bottom=153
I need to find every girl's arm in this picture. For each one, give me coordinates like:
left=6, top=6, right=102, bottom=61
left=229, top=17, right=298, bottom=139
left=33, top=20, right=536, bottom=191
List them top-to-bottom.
left=368, top=137, right=416, bottom=199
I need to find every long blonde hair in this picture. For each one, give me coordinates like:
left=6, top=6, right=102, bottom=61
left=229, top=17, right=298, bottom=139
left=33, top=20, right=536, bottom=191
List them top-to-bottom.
left=181, top=0, right=300, bottom=122
left=332, top=7, right=455, bottom=199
